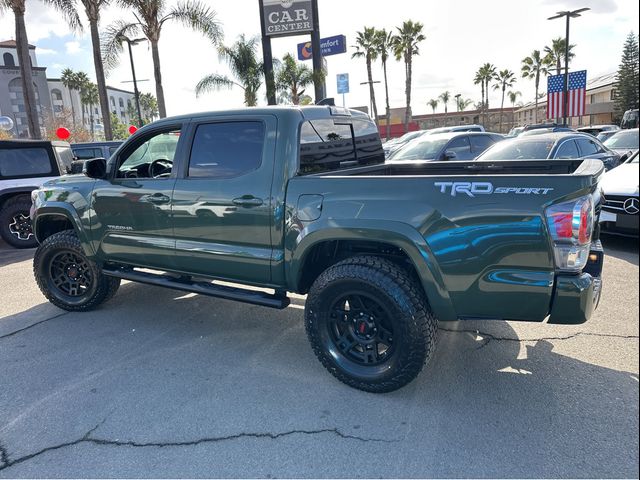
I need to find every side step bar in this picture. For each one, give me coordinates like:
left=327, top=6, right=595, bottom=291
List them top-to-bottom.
left=103, top=267, right=290, bottom=309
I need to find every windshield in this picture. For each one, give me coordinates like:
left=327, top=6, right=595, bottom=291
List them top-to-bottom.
left=604, top=130, right=639, bottom=150
left=388, top=138, right=449, bottom=161
left=476, top=138, right=554, bottom=160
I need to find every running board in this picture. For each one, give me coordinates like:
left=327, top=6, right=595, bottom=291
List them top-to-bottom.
left=102, top=267, right=290, bottom=309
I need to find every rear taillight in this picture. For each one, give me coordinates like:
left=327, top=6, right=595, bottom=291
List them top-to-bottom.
left=545, top=195, right=594, bottom=272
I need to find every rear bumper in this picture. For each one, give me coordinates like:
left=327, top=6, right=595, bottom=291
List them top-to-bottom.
left=548, top=241, right=604, bottom=325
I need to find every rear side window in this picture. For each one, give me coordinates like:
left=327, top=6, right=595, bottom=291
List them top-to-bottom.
left=299, top=118, right=383, bottom=174
left=189, top=121, right=264, bottom=178
left=470, top=135, right=495, bottom=153
left=446, top=136, right=471, bottom=155
left=576, top=138, right=600, bottom=156
left=555, top=140, right=580, bottom=159
left=54, top=146, right=74, bottom=173
left=73, top=147, right=102, bottom=159
left=0, top=148, right=53, bottom=177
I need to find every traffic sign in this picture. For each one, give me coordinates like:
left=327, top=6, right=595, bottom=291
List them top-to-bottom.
left=337, top=73, right=349, bottom=94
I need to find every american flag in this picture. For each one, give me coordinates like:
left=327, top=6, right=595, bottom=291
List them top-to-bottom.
left=547, top=70, right=587, bottom=119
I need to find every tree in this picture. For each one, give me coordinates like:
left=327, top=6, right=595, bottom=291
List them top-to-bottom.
left=0, top=0, right=81, bottom=139
left=79, top=0, right=113, bottom=140
left=103, top=0, right=222, bottom=118
left=393, top=20, right=425, bottom=132
left=352, top=27, right=379, bottom=126
left=375, top=28, right=396, bottom=140
left=614, top=32, right=639, bottom=117
left=195, top=35, right=263, bottom=107
left=544, top=37, right=575, bottom=75
left=521, top=50, right=551, bottom=123
left=276, top=53, right=313, bottom=105
left=474, top=63, right=497, bottom=126
left=61, top=68, right=80, bottom=129
left=473, top=68, right=485, bottom=123
left=493, top=69, right=516, bottom=133
left=75, top=71, right=91, bottom=127
left=80, top=81, right=98, bottom=138
left=508, top=90, right=522, bottom=108
left=439, top=91, right=451, bottom=115
left=139, top=93, right=159, bottom=123
left=456, top=96, right=473, bottom=112
left=428, top=98, right=438, bottom=114
left=110, top=113, right=128, bottom=140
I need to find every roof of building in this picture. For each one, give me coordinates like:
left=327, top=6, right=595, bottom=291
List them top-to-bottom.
left=0, top=40, right=36, bottom=49
left=516, top=72, right=616, bottom=112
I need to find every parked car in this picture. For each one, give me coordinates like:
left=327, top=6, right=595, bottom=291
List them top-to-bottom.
left=31, top=106, right=604, bottom=392
left=425, top=124, right=485, bottom=134
left=577, top=125, right=620, bottom=137
left=507, top=126, right=524, bottom=137
left=520, top=126, right=576, bottom=136
left=602, top=128, right=639, bottom=158
left=383, top=130, right=426, bottom=157
left=596, top=130, right=619, bottom=143
left=387, top=132, right=504, bottom=162
left=476, top=132, right=621, bottom=170
left=0, top=140, right=74, bottom=248
left=71, top=141, right=123, bottom=161
left=599, top=150, right=639, bottom=237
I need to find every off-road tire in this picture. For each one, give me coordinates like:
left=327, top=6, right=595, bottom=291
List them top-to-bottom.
left=0, top=196, right=37, bottom=248
left=34, top=230, right=120, bottom=311
left=305, top=255, right=438, bottom=393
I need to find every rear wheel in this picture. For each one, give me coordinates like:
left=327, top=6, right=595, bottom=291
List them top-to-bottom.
left=0, top=196, right=37, bottom=248
left=33, top=230, right=120, bottom=311
left=305, top=256, right=437, bottom=393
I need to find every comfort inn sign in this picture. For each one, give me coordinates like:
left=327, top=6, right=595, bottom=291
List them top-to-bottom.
left=262, top=0, right=314, bottom=37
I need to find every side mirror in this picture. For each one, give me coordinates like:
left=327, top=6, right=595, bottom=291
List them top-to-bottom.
left=443, top=150, right=457, bottom=160
left=83, top=157, right=107, bottom=179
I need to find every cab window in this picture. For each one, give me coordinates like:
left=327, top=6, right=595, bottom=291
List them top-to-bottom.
left=116, top=129, right=180, bottom=179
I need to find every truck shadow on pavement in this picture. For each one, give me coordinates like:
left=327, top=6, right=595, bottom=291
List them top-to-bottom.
left=601, top=234, right=639, bottom=266
left=0, top=245, right=34, bottom=269
left=1, top=281, right=638, bottom=477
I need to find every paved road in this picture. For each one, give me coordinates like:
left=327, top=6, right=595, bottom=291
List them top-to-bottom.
left=0, top=236, right=638, bottom=478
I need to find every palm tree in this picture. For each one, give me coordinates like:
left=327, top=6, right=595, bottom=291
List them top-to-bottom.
left=0, top=0, right=81, bottom=139
left=78, top=0, right=113, bottom=140
left=102, top=0, right=222, bottom=118
left=393, top=20, right=426, bottom=132
left=352, top=27, right=379, bottom=126
left=375, top=28, right=396, bottom=140
left=196, top=35, right=263, bottom=107
left=544, top=37, right=576, bottom=75
left=521, top=50, right=552, bottom=123
left=276, top=53, right=313, bottom=105
left=473, top=64, right=496, bottom=126
left=61, top=68, right=80, bottom=128
left=473, top=68, right=485, bottom=122
left=493, top=69, right=516, bottom=132
left=75, top=71, right=91, bottom=127
left=80, top=82, right=98, bottom=138
left=508, top=90, right=522, bottom=108
left=439, top=91, right=451, bottom=114
left=139, top=93, right=158, bottom=123
left=456, top=97, right=473, bottom=112
left=428, top=98, right=438, bottom=114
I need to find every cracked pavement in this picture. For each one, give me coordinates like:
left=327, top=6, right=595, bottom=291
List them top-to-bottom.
left=0, top=236, right=638, bottom=478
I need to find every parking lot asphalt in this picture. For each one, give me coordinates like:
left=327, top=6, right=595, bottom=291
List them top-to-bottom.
left=0, top=235, right=638, bottom=478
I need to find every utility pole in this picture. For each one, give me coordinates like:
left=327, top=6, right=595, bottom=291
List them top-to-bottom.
left=258, top=0, right=276, bottom=105
left=311, top=0, right=325, bottom=101
left=548, top=8, right=589, bottom=127
left=119, top=36, right=146, bottom=126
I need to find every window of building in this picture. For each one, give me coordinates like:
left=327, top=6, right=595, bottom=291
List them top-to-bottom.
left=3, top=52, right=16, bottom=67
left=51, top=88, right=63, bottom=102
left=610, top=89, right=616, bottom=100
left=590, top=94, right=596, bottom=104
left=110, top=96, right=115, bottom=106
left=119, top=98, right=125, bottom=108
left=188, top=122, right=265, bottom=178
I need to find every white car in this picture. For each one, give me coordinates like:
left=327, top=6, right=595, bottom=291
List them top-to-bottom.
left=599, top=151, right=639, bottom=237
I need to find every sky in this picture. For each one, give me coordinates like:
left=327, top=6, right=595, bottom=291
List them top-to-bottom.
left=0, top=0, right=638, bottom=117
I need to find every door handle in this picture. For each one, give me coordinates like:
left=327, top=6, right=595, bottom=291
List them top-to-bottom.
left=145, top=193, right=171, bottom=204
left=232, top=196, right=263, bottom=207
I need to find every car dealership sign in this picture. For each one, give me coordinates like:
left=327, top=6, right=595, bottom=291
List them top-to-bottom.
left=262, top=0, right=314, bottom=37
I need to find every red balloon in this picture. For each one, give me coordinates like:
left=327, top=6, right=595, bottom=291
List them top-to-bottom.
left=128, top=125, right=138, bottom=135
left=56, top=127, right=70, bottom=140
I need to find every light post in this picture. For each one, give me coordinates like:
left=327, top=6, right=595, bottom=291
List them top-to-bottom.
left=548, top=8, right=589, bottom=127
left=118, top=35, right=146, bottom=126
left=360, top=80, right=381, bottom=123
left=454, top=93, right=461, bottom=112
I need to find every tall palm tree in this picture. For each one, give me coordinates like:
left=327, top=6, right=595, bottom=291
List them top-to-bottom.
left=0, top=0, right=81, bottom=139
left=79, top=0, right=113, bottom=140
left=103, top=0, right=222, bottom=118
left=393, top=20, right=426, bottom=132
left=352, top=27, right=379, bottom=126
left=374, top=28, right=396, bottom=140
left=196, top=35, right=263, bottom=107
left=544, top=37, right=576, bottom=75
left=521, top=50, right=551, bottom=123
left=276, top=53, right=313, bottom=105
left=482, top=63, right=497, bottom=113
left=61, top=68, right=80, bottom=128
left=473, top=68, right=485, bottom=122
left=493, top=69, right=516, bottom=132
left=75, top=71, right=91, bottom=127
left=80, top=82, right=98, bottom=138
left=508, top=90, right=522, bottom=108
left=439, top=91, right=451, bottom=114
left=139, top=93, right=158, bottom=123
left=428, top=98, right=438, bottom=114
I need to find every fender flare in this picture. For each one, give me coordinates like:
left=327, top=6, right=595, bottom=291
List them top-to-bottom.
left=33, top=202, right=95, bottom=258
left=287, top=219, right=457, bottom=321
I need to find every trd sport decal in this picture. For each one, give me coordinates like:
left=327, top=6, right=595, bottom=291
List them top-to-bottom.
left=434, top=182, right=554, bottom=197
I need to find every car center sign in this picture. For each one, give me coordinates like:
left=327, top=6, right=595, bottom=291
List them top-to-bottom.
left=262, top=0, right=314, bottom=37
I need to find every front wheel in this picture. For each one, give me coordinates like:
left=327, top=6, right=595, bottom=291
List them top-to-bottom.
left=33, top=230, right=120, bottom=311
left=305, top=256, right=437, bottom=393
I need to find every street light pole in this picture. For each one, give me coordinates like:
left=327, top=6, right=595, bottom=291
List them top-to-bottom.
left=548, top=8, right=589, bottom=127
left=120, top=36, right=145, bottom=126
left=360, top=80, right=381, bottom=122
left=454, top=93, right=461, bottom=112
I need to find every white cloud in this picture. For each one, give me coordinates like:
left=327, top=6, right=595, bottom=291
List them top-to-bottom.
left=65, top=41, right=82, bottom=55
left=35, top=47, right=57, bottom=55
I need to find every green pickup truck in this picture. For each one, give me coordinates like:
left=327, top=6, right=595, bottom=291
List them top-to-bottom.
left=30, top=106, right=604, bottom=392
